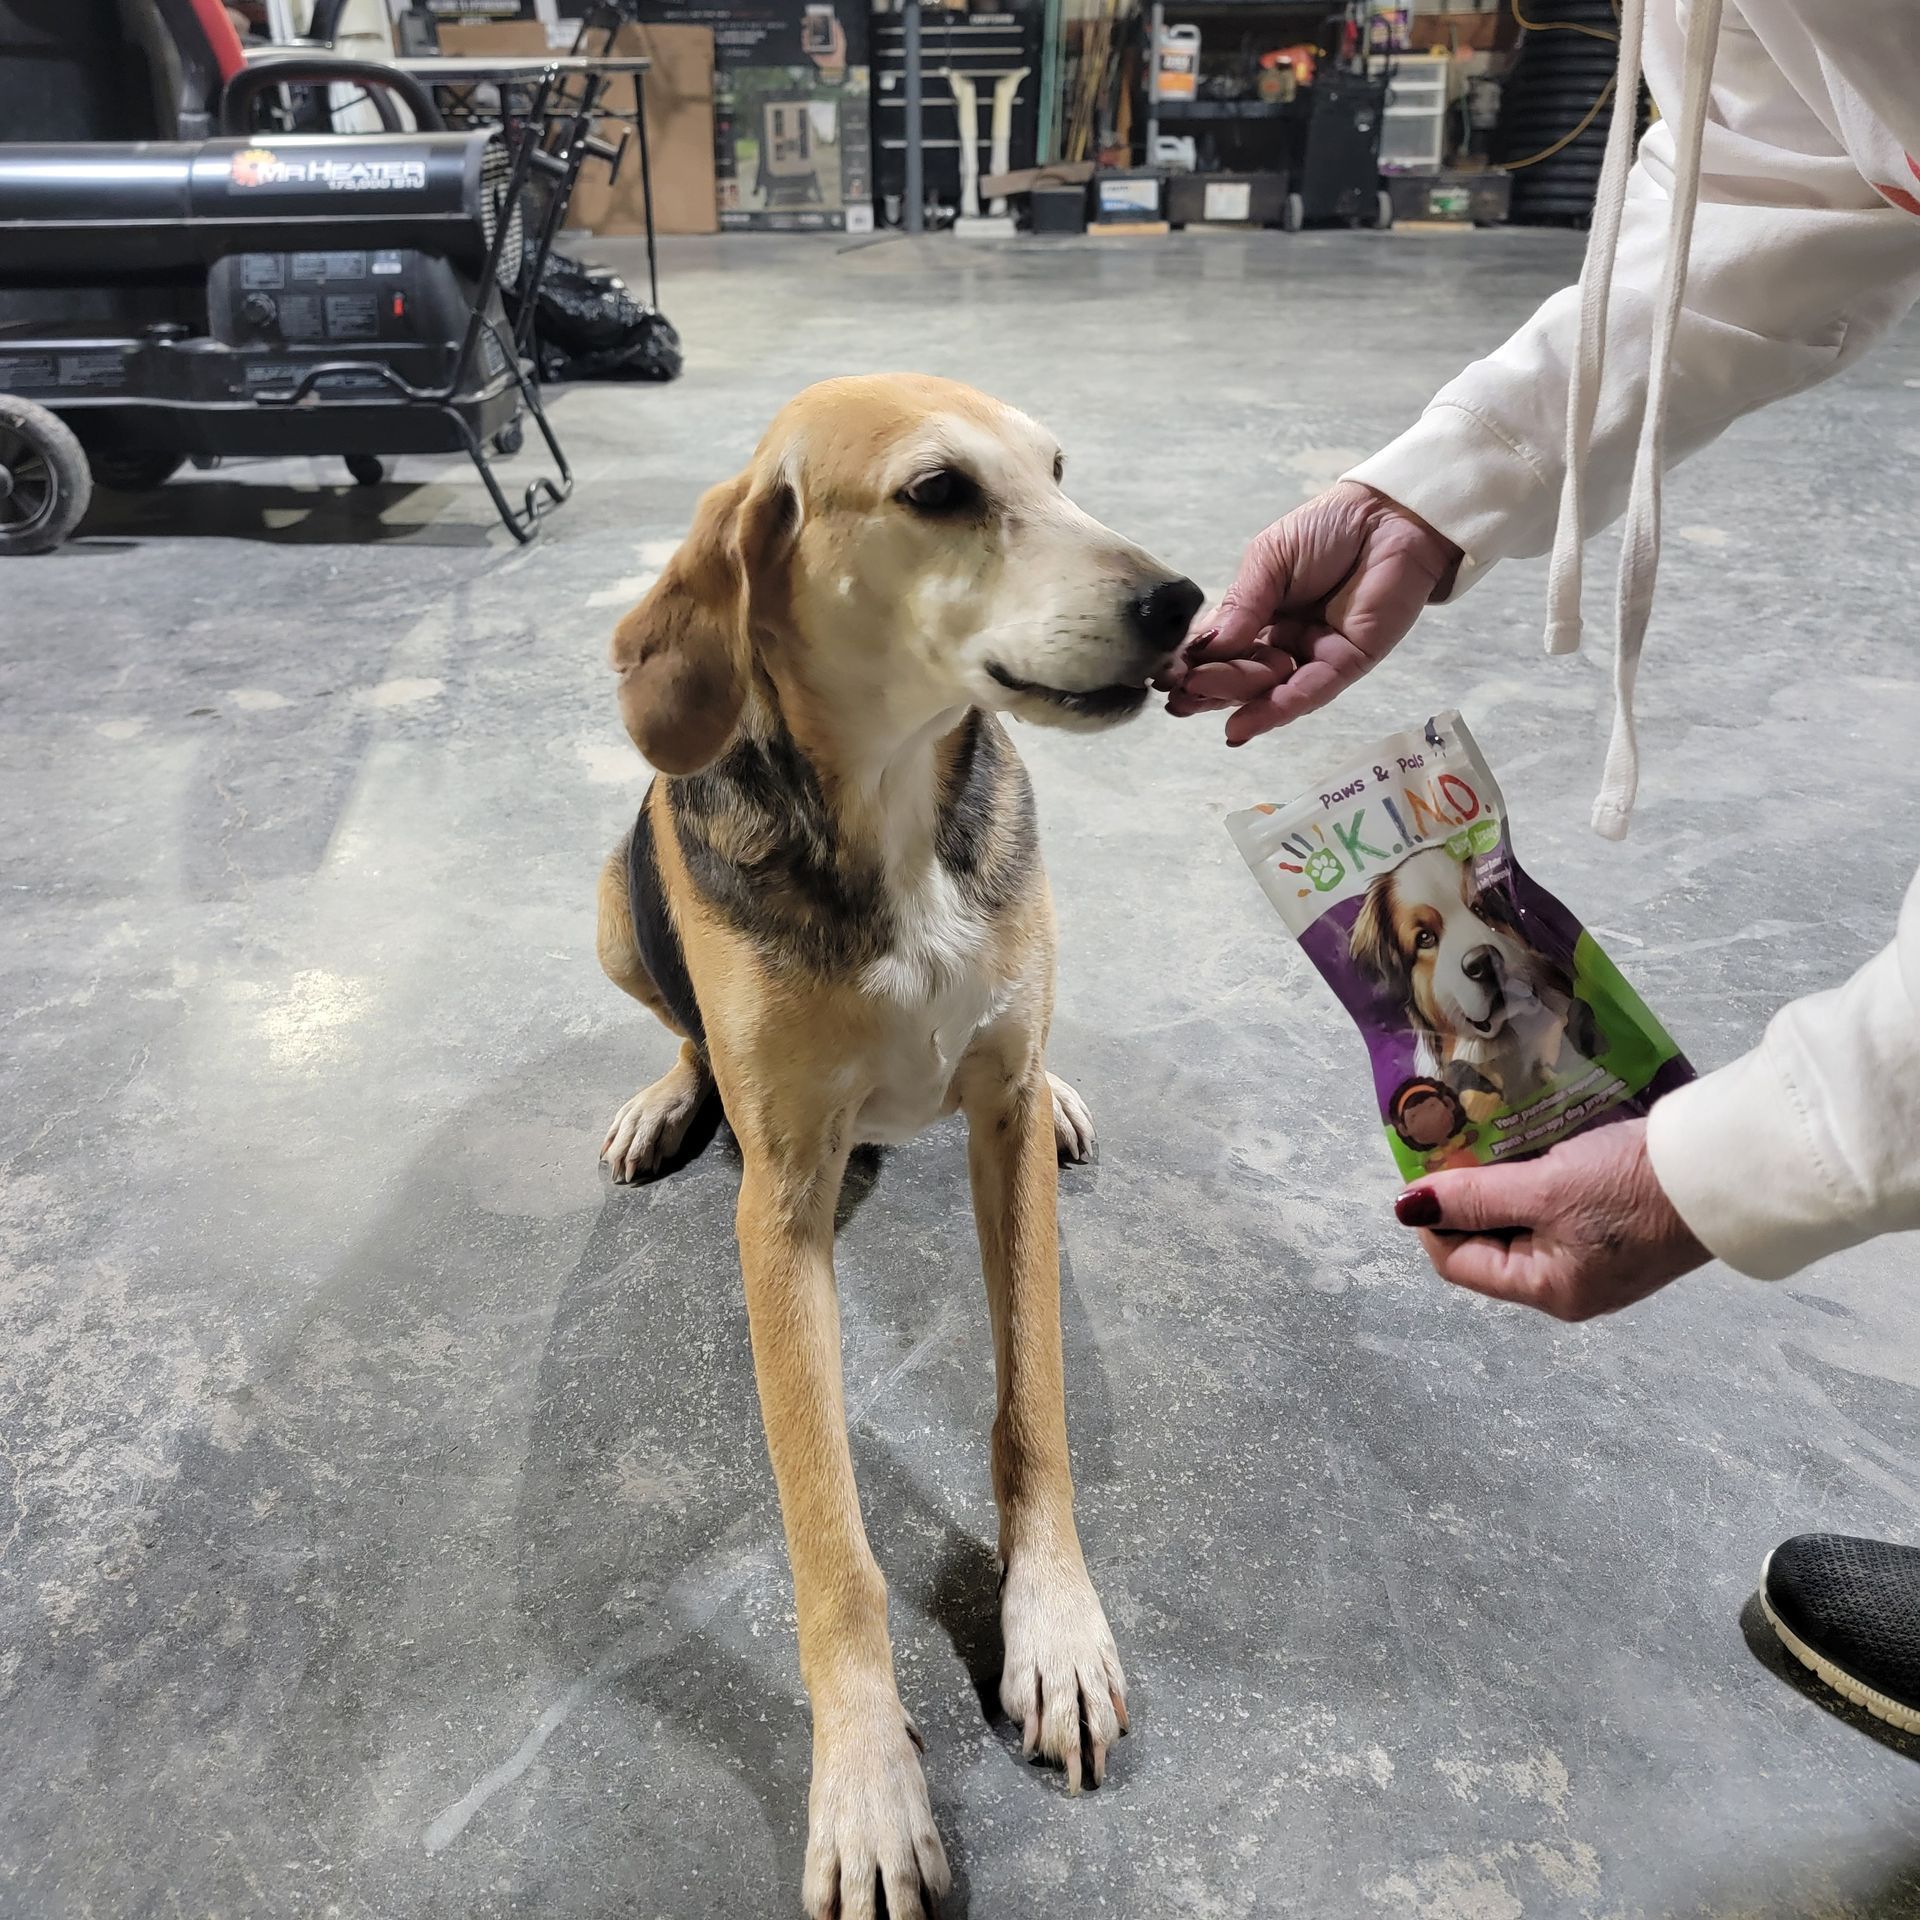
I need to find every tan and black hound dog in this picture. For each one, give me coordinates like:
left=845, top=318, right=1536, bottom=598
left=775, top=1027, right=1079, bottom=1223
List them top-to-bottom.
left=594, top=374, right=1200, bottom=1920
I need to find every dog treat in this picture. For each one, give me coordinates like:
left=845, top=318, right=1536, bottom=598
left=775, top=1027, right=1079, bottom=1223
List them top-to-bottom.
left=1228, top=711, right=1692, bottom=1181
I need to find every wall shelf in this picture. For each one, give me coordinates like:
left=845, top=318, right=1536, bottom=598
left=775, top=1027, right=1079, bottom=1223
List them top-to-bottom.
left=1152, top=98, right=1298, bottom=119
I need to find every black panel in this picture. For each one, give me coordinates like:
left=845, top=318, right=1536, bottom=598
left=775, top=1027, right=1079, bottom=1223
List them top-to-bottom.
left=0, top=0, right=165, bottom=141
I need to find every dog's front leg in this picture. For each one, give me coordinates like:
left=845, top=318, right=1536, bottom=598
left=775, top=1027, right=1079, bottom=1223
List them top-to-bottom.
left=959, top=1053, right=1127, bottom=1791
left=736, top=1136, right=951, bottom=1920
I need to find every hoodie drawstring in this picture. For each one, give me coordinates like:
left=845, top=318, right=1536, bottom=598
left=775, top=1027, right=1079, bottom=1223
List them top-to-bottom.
left=1539, top=0, right=1725, bottom=838
left=1543, top=0, right=1649, bottom=659
left=1592, top=0, right=1725, bottom=837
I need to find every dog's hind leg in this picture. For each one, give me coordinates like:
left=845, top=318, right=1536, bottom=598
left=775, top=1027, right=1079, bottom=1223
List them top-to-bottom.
left=596, top=841, right=715, bottom=1182
left=960, top=1047, right=1126, bottom=1792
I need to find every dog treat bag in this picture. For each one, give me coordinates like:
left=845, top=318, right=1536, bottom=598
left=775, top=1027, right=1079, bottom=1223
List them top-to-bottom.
left=1228, top=712, right=1692, bottom=1182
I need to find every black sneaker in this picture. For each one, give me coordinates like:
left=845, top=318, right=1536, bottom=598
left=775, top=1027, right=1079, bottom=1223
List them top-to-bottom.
left=1760, top=1533, right=1920, bottom=1735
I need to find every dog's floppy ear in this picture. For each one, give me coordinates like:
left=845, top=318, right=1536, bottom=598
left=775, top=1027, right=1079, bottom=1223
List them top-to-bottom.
left=610, top=468, right=793, bottom=775
left=1348, top=876, right=1409, bottom=1000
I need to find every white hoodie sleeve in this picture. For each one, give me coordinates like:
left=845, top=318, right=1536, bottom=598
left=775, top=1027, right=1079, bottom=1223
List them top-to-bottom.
left=1346, top=6, right=1920, bottom=591
left=1645, top=868, right=1920, bottom=1280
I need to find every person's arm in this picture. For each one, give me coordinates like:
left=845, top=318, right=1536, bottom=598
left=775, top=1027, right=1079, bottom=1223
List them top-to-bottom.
left=1349, top=4, right=1920, bottom=595
left=1167, top=6, right=1920, bottom=742
left=1646, top=866, right=1920, bottom=1281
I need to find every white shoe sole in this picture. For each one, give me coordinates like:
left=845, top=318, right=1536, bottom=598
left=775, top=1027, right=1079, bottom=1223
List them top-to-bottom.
left=1759, top=1546, right=1920, bottom=1736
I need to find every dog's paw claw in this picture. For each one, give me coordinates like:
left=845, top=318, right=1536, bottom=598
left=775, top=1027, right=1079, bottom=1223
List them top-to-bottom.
left=600, top=1070, right=707, bottom=1183
left=1047, top=1072, right=1096, bottom=1165
left=999, top=1550, right=1126, bottom=1793
left=803, top=1718, right=950, bottom=1920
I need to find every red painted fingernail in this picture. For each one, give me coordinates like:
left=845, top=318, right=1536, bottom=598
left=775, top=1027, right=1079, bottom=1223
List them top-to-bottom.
left=1189, top=627, right=1219, bottom=647
left=1394, top=1187, right=1442, bottom=1227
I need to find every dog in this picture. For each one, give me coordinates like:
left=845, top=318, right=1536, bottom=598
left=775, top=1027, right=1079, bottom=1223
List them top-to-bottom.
left=593, top=375, right=1201, bottom=1919
left=1348, top=845, right=1601, bottom=1119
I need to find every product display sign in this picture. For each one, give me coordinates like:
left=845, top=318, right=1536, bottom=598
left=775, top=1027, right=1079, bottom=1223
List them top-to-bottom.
left=560, top=0, right=872, bottom=229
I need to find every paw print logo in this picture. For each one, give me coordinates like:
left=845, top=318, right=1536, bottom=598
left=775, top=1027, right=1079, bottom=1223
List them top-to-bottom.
left=1303, top=847, right=1345, bottom=892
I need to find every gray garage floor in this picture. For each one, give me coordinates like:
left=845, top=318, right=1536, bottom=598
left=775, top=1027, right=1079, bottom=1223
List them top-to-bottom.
left=5, top=229, right=1920, bottom=1920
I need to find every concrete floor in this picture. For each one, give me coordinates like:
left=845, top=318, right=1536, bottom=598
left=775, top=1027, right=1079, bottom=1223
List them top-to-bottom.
left=5, top=229, right=1920, bottom=1920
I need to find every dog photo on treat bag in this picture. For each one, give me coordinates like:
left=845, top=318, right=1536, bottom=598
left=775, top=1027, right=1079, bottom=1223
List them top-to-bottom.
left=1229, top=713, right=1694, bottom=1183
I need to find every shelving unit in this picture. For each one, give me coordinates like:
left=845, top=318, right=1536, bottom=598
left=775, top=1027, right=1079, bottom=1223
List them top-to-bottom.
left=1141, top=0, right=1391, bottom=229
left=1143, top=0, right=1336, bottom=154
left=1152, top=98, right=1294, bottom=120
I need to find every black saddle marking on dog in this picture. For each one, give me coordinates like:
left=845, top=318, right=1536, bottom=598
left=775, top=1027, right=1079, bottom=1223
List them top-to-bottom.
left=667, top=707, right=1040, bottom=979
left=935, top=709, right=1037, bottom=918
left=669, top=719, right=892, bottom=975
left=627, top=793, right=706, bottom=1046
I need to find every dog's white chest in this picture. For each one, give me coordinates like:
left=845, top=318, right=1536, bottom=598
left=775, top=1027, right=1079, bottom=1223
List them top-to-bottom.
left=853, top=869, right=1005, bottom=1146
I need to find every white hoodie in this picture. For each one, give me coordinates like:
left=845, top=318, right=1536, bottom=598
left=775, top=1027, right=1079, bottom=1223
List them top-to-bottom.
left=1346, top=0, right=1920, bottom=1281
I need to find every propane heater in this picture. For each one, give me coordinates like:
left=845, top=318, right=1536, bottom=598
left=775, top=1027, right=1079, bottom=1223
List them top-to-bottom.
left=0, top=0, right=651, bottom=551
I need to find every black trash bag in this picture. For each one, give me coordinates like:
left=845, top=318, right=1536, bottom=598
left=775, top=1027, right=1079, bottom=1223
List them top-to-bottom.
left=532, top=253, right=682, bottom=383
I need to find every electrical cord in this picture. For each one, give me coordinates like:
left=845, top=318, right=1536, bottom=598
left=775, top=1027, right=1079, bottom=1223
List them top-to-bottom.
left=1501, top=0, right=1621, bottom=172
left=1508, top=0, right=1617, bottom=44
left=1503, top=71, right=1615, bottom=167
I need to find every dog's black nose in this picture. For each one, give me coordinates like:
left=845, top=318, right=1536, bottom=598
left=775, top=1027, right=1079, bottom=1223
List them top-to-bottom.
left=1129, top=576, right=1205, bottom=655
left=1461, top=946, right=1501, bottom=986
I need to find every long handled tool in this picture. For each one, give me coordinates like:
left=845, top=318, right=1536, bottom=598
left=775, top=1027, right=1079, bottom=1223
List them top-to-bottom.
left=986, top=65, right=1031, bottom=212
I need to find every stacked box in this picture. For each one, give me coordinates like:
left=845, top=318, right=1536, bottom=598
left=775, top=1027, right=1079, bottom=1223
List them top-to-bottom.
left=615, top=0, right=873, bottom=231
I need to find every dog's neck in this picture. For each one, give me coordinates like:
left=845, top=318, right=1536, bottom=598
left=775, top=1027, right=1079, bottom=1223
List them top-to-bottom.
left=746, top=663, right=972, bottom=880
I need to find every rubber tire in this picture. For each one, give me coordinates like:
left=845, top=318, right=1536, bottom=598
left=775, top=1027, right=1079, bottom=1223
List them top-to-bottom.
left=1372, top=187, right=1394, bottom=230
left=1282, top=190, right=1305, bottom=232
left=0, top=395, right=91, bottom=556
left=493, top=419, right=524, bottom=457
left=89, top=450, right=184, bottom=493
left=346, top=453, right=385, bottom=487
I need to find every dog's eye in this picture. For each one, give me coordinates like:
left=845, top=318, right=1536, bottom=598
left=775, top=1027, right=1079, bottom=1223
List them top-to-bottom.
left=1052, top=451, right=1065, bottom=485
left=899, top=468, right=979, bottom=515
left=1414, top=929, right=1439, bottom=950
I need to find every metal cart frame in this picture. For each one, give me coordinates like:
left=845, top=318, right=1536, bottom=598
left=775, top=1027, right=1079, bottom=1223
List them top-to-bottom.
left=257, top=53, right=654, bottom=542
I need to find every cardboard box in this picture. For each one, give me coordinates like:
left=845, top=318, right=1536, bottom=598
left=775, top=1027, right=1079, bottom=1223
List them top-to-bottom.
left=624, top=0, right=871, bottom=232
left=1409, top=9, right=1515, bottom=53
left=432, top=21, right=720, bottom=234
left=572, top=24, right=719, bottom=235
left=979, top=159, right=1095, bottom=200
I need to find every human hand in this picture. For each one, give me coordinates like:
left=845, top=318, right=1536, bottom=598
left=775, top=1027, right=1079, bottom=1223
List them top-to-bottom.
left=1156, top=481, right=1462, bottom=745
left=1392, top=1119, right=1710, bottom=1321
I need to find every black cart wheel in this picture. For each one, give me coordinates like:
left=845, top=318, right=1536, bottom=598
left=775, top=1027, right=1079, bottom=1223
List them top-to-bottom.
left=1373, top=188, right=1395, bottom=230
left=1282, top=190, right=1305, bottom=233
left=0, top=395, right=91, bottom=556
left=493, top=420, right=524, bottom=457
left=90, top=450, right=184, bottom=493
left=346, top=453, right=385, bottom=487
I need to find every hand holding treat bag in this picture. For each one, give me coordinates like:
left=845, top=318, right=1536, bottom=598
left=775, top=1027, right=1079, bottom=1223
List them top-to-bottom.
left=1229, top=714, right=1692, bottom=1183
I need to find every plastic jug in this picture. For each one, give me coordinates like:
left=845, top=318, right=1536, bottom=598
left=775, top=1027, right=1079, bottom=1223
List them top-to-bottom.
left=1152, top=22, right=1201, bottom=102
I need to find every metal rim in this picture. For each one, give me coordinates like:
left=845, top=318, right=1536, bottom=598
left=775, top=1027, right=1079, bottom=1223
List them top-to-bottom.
left=0, top=424, right=57, bottom=539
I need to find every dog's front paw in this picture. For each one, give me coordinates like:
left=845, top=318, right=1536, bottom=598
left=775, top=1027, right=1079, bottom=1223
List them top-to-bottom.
left=1047, top=1073, right=1095, bottom=1165
left=999, top=1548, right=1128, bottom=1791
left=803, top=1710, right=951, bottom=1920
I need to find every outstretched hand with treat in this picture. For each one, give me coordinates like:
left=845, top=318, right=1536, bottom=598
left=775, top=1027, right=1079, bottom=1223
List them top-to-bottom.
left=1157, top=482, right=1463, bottom=744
